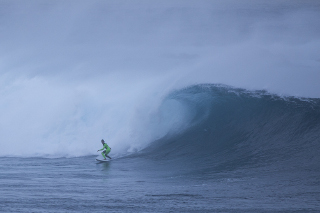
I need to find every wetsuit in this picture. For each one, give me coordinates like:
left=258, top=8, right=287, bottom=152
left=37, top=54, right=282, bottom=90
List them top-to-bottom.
left=99, top=143, right=111, bottom=159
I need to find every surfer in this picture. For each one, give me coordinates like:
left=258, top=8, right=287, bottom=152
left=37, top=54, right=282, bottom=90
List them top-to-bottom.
left=97, top=139, right=111, bottom=160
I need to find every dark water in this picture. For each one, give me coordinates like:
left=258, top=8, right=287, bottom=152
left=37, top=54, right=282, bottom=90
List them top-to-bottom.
left=1, top=84, right=320, bottom=212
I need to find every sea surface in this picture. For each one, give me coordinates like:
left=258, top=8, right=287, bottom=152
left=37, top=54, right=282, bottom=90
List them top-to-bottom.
left=1, top=85, right=320, bottom=212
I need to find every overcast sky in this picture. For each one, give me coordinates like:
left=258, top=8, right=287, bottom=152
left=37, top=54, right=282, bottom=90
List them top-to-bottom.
left=0, top=0, right=320, bottom=156
left=1, top=0, right=319, bottom=95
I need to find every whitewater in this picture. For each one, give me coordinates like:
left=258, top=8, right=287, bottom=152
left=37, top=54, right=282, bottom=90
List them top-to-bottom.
left=1, top=1, right=320, bottom=212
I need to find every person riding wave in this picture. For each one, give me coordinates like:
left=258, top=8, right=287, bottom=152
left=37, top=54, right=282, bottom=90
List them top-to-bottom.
left=97, top=139, right=111, bottom=160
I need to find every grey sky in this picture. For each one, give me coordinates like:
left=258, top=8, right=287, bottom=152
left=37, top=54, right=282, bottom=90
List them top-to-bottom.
left=1, top=0, right=319, bottom=87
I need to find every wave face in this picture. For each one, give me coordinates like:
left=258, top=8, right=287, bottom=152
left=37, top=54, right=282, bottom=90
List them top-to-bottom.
left=140, top=84, right=320, bottom=174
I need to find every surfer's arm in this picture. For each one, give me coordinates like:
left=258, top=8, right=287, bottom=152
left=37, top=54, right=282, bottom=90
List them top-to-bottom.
left=97, top=144, right=108, bottom=152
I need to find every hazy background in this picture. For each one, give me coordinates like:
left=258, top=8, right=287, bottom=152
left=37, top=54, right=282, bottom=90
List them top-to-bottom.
left=0, top=0, right=319, bottom=157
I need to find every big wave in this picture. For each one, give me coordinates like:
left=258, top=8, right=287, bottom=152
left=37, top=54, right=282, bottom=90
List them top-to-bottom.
left=139, top=84, right=320, bottom=173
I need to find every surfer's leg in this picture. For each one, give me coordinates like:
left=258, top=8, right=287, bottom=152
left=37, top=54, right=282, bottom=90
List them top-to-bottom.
left=102, top=148, right=110, bottom=160
left=104, top=149, right=111, bottom=159
left=105, top=149, right=110, bottom=155
left=101, top=151, right=106, bottom=159
left=106, top=155, right=112, bottom=159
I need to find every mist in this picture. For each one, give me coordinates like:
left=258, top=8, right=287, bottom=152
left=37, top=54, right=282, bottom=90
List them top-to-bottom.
left=0, top=0, right=319, bottom=157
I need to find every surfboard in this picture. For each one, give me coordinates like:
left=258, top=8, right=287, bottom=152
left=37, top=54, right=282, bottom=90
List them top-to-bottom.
left=96, top=158, right=110, bottom=162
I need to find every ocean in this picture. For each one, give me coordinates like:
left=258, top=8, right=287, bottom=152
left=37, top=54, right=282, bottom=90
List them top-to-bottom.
left=1, top=85, right=319, bottom=212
